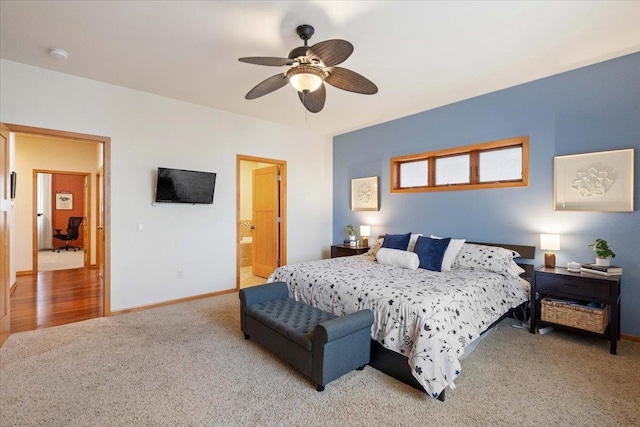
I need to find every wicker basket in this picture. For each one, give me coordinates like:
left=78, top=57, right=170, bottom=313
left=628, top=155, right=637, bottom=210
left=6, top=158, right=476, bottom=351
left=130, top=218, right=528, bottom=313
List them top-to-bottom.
left=541, top=297, right=608, bottom=333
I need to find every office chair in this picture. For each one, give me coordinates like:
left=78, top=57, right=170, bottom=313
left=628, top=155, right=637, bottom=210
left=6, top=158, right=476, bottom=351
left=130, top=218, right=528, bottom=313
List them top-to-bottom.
left=53, top=216, right=84, bottom=252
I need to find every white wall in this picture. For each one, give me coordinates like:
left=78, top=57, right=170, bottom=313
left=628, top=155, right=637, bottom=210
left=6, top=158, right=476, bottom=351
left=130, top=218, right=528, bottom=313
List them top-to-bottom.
left=0, top=59, right=333, bottom=311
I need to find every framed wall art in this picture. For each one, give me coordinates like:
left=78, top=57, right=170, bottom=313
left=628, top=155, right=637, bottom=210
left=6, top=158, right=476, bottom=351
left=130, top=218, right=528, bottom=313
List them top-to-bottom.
left=554, top=148, right=634, bottom=212
left=351, top=176, right=379, bottom=211
left=56, top=192, right=74, bottom=210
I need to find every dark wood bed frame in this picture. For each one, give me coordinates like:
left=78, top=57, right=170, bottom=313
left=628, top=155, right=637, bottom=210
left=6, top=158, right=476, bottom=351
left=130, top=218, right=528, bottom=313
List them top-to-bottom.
left=368, top=241, right=536, bottom=402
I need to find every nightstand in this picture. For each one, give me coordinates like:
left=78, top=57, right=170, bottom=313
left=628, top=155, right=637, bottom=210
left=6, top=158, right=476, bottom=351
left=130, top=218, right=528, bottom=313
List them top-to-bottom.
left=330, top=244, right=369, bottom=258
left=530, top=266, right=621, bottom=355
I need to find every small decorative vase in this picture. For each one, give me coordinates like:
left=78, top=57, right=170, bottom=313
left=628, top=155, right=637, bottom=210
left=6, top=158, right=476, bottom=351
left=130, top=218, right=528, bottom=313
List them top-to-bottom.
left=349, top=235, right=356, bottom=247
left=595, top=257, right=611, bottom=267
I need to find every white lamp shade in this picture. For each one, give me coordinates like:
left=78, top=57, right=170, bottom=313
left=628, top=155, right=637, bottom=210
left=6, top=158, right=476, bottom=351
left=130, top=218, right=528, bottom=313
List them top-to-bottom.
left=360, top=225, right=371, bottom=237
left=540, top=234, right=560, bottom=251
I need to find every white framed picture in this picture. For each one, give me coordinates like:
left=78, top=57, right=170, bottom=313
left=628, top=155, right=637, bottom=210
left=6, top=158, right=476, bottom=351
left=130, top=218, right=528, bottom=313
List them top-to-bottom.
left=554, top=149, right=634, bottom=212
left=351, top=176, right=379, bottom=211
left=56, top=192, right=74, bottom=210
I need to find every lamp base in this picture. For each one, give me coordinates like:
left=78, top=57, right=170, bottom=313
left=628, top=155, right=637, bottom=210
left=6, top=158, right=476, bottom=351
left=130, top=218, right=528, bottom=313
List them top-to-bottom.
left=362, top=237, right=369, bottom=248
left=544, top=252, right=556, bottom=268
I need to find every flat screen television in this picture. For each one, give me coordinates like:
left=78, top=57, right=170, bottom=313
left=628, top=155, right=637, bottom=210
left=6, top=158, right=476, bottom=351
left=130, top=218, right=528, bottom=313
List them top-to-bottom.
left=155, top=167, right=216, bottom=204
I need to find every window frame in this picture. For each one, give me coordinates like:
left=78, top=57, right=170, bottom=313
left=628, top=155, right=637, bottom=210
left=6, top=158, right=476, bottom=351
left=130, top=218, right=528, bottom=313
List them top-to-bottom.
left=390, top=136, right=529, bottom=193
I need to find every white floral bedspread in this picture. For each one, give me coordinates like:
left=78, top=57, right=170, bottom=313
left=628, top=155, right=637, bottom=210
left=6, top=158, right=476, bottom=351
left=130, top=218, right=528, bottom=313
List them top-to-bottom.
left=268, top=255, right=528, bottom=398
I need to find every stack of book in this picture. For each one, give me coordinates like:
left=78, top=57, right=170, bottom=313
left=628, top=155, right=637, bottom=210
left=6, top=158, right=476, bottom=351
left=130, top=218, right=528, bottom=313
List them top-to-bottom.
left=580, top=263, right=622, bottom=276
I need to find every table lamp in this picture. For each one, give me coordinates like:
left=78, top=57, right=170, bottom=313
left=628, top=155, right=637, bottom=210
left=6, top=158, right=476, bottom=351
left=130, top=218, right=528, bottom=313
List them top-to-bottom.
left=360, top=225, right=371, bottom=248
left=540, top=234, right=560, bottom=268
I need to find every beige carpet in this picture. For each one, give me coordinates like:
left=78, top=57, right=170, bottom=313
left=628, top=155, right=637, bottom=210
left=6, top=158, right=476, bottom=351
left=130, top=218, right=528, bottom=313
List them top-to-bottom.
left=38, top=249, right=84, bottom=271
left=1, top=292, right=639, bottom=426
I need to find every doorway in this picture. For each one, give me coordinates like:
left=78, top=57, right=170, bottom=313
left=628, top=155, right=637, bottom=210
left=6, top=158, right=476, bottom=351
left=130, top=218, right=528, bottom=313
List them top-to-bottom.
left=2, top=123, right=110, bottom=338
left=236, top=155, right=287, bottom=289
left=34, top=171, right=90, bottom=272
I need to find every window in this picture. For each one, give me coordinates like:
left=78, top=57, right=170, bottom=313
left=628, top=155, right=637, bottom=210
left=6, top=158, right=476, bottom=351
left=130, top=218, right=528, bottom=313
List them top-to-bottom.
left=391, top=136, right=528, bottom=193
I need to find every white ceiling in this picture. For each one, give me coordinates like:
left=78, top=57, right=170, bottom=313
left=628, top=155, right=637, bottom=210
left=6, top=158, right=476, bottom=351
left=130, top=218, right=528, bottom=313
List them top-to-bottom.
left=1, top=1, right=639, bottom=137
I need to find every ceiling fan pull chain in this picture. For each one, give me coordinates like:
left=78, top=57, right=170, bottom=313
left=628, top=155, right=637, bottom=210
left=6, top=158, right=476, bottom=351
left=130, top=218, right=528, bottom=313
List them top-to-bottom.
left=304, top=92, right=308, bottom=123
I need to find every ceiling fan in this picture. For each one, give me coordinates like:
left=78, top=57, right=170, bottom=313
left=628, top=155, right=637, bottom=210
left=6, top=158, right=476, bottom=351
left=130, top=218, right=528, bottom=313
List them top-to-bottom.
left=239, top=24, right=378, bottom=113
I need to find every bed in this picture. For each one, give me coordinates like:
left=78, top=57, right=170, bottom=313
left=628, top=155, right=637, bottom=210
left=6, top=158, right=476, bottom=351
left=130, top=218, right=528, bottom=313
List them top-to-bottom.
left=267, top=239, right=535, bottom=401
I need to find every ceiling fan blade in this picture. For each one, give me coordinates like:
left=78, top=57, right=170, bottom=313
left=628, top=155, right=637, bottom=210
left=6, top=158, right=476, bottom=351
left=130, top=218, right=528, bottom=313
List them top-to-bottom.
left=306, top=39, right=353, bottom=67
left=238, top=57, right=295, bottom=66
left=325, top=67, right=378, bottom=94
left=245, top=74, right=289, bottom=100
left=298, top=84, right=326, bottom=113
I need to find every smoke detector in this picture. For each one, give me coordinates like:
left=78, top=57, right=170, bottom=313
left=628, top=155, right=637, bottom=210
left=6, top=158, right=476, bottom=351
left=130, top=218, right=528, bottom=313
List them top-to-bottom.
left=48, top=48, right=69, bottom=60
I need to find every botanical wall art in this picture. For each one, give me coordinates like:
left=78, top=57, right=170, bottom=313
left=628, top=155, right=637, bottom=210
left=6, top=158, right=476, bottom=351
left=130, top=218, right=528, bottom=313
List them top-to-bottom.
left=554, top=148, right=634, bottom=212
left=351, top=176, right=379, bottom=211
left=55, top=192, right=73, bottom=210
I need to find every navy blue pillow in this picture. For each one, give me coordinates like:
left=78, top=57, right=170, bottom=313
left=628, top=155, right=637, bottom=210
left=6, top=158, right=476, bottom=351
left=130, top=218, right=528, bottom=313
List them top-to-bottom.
left=381, top=232, right=412, bottom=251
left=414, top=236, right=451, bottom=271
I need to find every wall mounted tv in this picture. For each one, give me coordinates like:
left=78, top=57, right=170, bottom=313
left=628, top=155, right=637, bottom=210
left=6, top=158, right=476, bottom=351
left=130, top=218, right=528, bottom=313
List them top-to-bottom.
left=155, top=167, right=217, bottom=204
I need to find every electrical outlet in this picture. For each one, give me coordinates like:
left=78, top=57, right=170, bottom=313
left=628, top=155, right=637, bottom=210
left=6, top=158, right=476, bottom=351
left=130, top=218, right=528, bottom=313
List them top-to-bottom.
left=177, top=269, right=184, bottom=279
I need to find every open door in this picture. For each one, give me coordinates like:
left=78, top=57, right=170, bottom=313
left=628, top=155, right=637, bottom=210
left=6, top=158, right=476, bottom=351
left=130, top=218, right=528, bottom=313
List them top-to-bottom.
left=0, top=123, right=11, bottom=347
left=252, top=165, right=279, bottom=278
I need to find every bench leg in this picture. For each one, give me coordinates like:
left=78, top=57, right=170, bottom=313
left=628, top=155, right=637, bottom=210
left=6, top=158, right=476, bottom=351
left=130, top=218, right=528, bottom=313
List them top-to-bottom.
left=244, top=334, right=250, bottom=339
left=316, top=384, right=325, bottom=392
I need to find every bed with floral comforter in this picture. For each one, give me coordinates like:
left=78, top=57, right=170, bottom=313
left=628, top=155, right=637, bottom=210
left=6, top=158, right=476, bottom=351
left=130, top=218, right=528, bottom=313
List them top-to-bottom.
left=268, top=253, right=529, bottom=398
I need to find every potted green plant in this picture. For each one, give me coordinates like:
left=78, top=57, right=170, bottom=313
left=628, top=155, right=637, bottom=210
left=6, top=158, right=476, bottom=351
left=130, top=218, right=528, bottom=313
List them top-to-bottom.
left=346, top=225, right=356, bottom=247
left=589, top=238, right=616, bottom=266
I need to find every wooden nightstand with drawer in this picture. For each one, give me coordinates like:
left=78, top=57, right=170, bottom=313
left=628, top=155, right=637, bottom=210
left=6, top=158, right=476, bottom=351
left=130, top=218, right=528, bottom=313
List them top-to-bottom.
left=330, top=244, right=369, bottom=258
left=529, top=266, right=621, bottom=354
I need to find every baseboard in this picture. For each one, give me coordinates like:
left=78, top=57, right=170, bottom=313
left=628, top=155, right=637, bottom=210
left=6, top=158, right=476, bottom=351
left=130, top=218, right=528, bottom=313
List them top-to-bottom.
left=16, top=270, right=33, bottom=276
left=111, top=288, right=237, bottom=316
left=621, top=333, right=640, bottom=343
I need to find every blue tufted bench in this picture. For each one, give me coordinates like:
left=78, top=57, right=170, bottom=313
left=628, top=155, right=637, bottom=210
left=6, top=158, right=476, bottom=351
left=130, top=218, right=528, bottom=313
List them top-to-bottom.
left=240, top=282, right=374, bottom=391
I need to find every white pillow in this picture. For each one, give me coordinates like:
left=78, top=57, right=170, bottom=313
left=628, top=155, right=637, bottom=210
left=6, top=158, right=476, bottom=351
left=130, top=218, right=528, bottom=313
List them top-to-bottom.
left=408, top=233, right=423, bottom=252
left=430, top=235, right=466, bottom=272
left=453, top=243, right=523, bottom=278
left=376, top=248, right=420, bottom=270
left=505, top=259, right=526, bottom=278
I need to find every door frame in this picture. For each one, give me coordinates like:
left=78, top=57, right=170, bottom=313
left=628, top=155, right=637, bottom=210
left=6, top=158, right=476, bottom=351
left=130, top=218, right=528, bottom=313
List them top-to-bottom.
left=0, top=123, right=10, bottom=347
left=4, top=123, right=111, bottom=317
left=236, top=154, right=287, bottom=289
left=96, top=167, right=104, bottom=278
left=32, top=170, right=91, bottom=271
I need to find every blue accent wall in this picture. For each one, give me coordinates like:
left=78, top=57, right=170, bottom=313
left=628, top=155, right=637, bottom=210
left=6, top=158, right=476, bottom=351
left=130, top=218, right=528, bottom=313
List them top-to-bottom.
left=333, top=53, right=640, bottom=336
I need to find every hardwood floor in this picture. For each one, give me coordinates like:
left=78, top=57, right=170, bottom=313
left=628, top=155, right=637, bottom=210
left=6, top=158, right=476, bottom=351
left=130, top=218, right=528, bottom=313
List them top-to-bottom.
left=10, top=267, right=103, bottom=333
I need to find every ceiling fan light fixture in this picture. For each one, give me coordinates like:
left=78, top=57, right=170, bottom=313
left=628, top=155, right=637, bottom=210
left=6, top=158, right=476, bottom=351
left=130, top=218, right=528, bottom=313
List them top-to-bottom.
left=239, top=24, right=376, bottom=113
left=286, top=65, right=325, bottom=93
